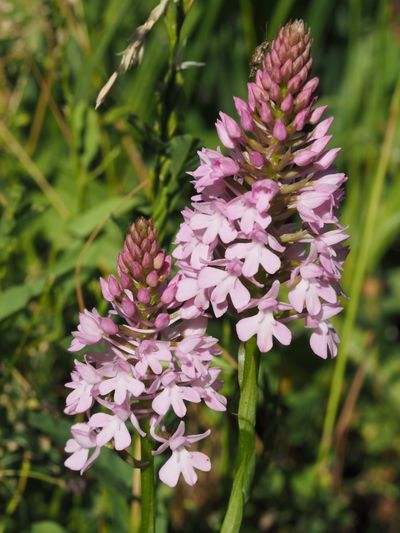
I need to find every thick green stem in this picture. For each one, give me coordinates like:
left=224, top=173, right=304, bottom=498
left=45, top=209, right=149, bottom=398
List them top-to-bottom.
left=221, top=338, right=260, bottom=533
left=140, top=428, right=155, bottom=533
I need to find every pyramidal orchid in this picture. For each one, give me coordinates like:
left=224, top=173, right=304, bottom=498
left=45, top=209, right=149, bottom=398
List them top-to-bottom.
left=168, top=20, right=349, bottom=359
left=64, top=218, right=226, bottom=489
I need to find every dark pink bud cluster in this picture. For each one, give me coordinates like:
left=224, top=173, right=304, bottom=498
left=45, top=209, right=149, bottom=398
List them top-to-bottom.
left=167, top=20, right=349, bottom=358
left=64, top=218, right=226, bottom=488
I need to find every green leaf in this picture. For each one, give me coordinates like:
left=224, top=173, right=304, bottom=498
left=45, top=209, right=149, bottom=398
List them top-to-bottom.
left=82, top=109, right=100, bottom=169
left=168, top=134, right=196, bottom=183
left=68, top=195, right=144, bottom=238
left=0, top=278, right=46, bottom=321
left=29, top=412, right=70, bottom=444
left=31, top=521, right=67, bottom=533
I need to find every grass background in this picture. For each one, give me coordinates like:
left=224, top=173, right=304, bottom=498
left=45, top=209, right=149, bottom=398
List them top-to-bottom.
left=1, top=0, right=400, bottom=531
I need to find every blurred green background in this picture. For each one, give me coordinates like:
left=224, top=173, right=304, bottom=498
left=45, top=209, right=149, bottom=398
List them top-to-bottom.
left=1, top=0, right=400, bottom=531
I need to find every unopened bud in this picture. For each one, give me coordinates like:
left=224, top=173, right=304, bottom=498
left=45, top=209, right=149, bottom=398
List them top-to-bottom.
left=273, top=119, right=288, bottom=141
left=142, top=252, right=152, bottom=270
left=153, top=252, right=165, bottom=270
left=131, top=261, right=143, bottom=280
left=119, top=271, right=131, bottom=289
left=146, top=271, right=159, bottom=288
left=108, top=275, right=121, bottom=297
left=100, top=277, right=113, bottom=302
left=137, top=288, right=151, bottom=304
left=121, top=297, right=136, bottom=317
left=154, top=313, right=170, bottom=330
left=100, top=317, right=118, bottom=335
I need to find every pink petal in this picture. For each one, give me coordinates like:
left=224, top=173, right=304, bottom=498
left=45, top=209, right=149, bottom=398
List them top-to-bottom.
left=242, top=246, right=261, bottom=277
left=260, top=248, right=281, bottom=274
left=198, top=267, right=227, bottom=289
left=176, top=278, right=198, bottom=301
left=230, top=279, right=250, bottom=309
left=288, top=282, right=307, bottom=313
left=306, top=289, right=321, bottom=316
left=236, top=314, right=261, bottom=342
left=272, top=321, right=292, bottom=346
left=310, top=330, right=328, bottom=359
left=152, top=388, right=170, bottom=416
left=89, top=412, right=112, bottom=428
left=96, top=421, right=117, bottom=447
left=114, top=422, right=131, bottom=450
left=65, top=448, right=89, bottom=471
left=190, top=451, right=211, bottom=472
left=159, top=453, right=181, bottom=487
left=181, top=460, right=198, bottom=486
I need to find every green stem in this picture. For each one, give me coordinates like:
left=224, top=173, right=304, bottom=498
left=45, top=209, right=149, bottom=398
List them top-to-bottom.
left=318, top=78, right=400, bottom=466
left=221, top=338, right=260, bottom=533
left=140, top=428, right=155, bottom=533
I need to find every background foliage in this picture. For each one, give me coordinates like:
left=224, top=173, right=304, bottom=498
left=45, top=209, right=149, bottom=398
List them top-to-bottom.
left=1, top=0, right=400, bottom=531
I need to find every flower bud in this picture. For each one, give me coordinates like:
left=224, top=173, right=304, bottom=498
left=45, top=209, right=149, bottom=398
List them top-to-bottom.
left=273, top=119, right=288, bottom=141
left=142, top=252, right=153, bottom=270
left=153, top=252, right=165, bottom=270
left=131, top=261, right=143, bottom=280
left=119, top=271, right=131, bottom=289
left=146, top=271, right=159, bottom=288
left=108, top=275, right=121, bottom=298
left=100, top=277, right=113, bottom=301
left=137, top=288, right=151, bottom=304
left=121, top=297, right=136, bottom=317
left=154, top=313, right=170, bottom=329
left=100, top=317, right=118, bottom=335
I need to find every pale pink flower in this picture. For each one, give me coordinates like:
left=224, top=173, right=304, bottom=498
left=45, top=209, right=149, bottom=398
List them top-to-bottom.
left=188, top=147, right=239, bottom=192
left=190, top=201, right=237, bottom=244
left=225, top=229, right=282, bottom=277
left=198, top=260, right=250, bottom=316
left=288, top=264, right=337, bottom=316
left=236, top=282, right=292, bottom=352
left=69, top=309, right=105, bottom=352
left=135, top=340, right=172, bottom=376
left=98, top=359, right=145, bottom=404
left=64, top=361, right=101, bottom=415
left=151, top=372, right=202, bottom=418
left=89, top=403, right=132, bottom=450
left=153, top=421, right=211, bottom=487
left=64, top=423, right=100, bottom=473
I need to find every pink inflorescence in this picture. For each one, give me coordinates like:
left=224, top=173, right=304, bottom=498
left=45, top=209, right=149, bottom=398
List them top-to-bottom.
left=168, top=20, right=349, bottom=359
left=64, top=218, right=226, bottom=487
